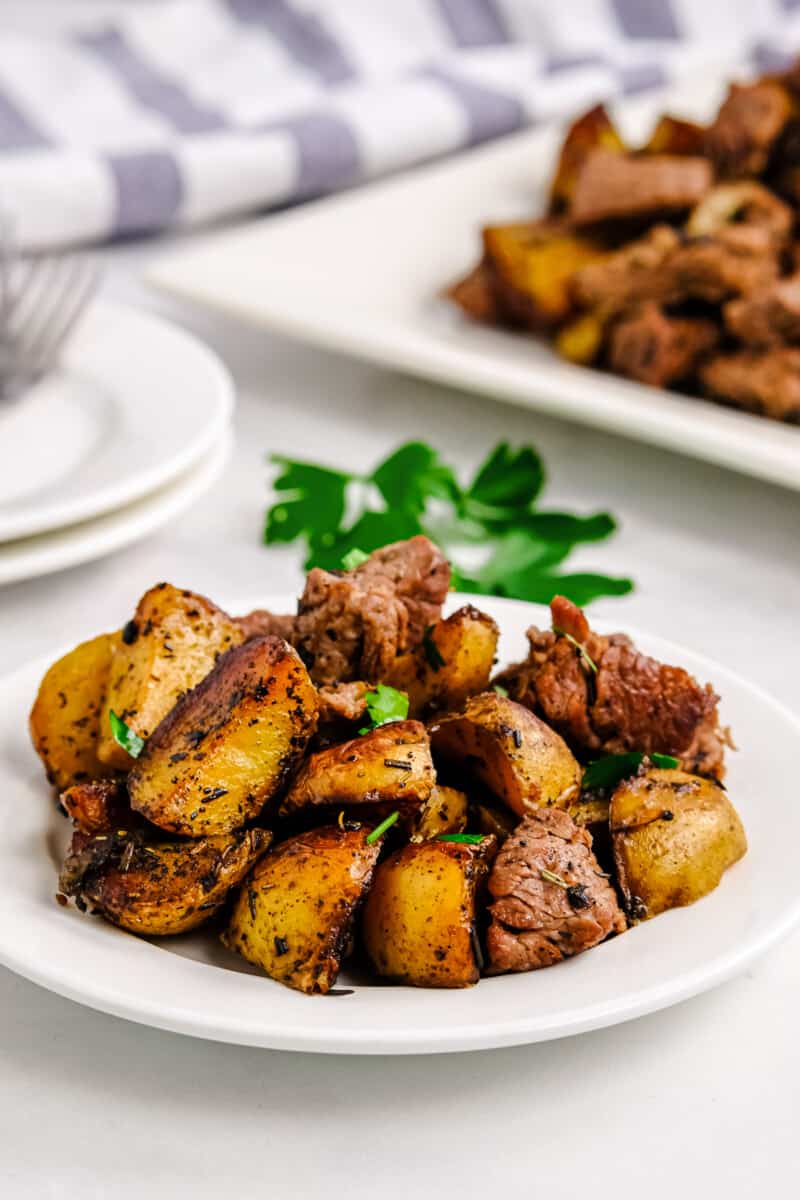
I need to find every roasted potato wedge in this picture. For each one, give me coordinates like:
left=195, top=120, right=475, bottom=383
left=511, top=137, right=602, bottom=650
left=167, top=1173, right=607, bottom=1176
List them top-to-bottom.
left=549, top=104, right=626, bottom=213
left=643, top=114, right=706, bottom=157
left=483, top=222, right=606, bottom=330
left=554, top=311, right=606, bottom=365
left=98, top=583, right=244, bottom=770
left=385, top=606, right=499, bottom=718
left=30, top=631, right=120, bottom=789
left=129, top=636, right=318, bottom=837
left=430, top=693, right=581, bottom=818
left=280, top=719, right=434, bottom=819
left=610, top=768, right=747, bottom=921
left=60, top=779, right=132, bottom=835
left=412, top=785, right=468, bottom=841
left=567, top=795, right=611, bottom=830
left=473, top=802, right=517, bottom=844
left=223, top=825, right=380, bottom=994
left=60, top=828, right=271, bottom=936
left=362, top=837, right=496, bottom=988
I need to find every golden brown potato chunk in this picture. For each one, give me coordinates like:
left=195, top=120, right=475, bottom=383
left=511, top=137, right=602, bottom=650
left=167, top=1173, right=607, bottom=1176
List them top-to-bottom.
left=549, top=104, right=626, bottom=213
left=642, top=114, right=706, bottom=157
left=483, top=222, right=606, bottom=330
left=554, top=311, right=605, bottom=365
left=98, top=583, right=244, bottom=770
left=385, top=606, right=499, bottom=718
left=29, top=631, right=120, bottom=790
left=128, top=636, right=318, bottom=837
left=430, top=693, right=581, bottom=818
left=280, top=719, right=434, bottom=819
left=610, top=768, right=747, bottom=921
left=412, top=785, right=468, bottom=841
left=223, top=825, right=380, bottom=994
left=60, top=828, right=271, bottom=936
left=362, top=837, right=496, bottom=988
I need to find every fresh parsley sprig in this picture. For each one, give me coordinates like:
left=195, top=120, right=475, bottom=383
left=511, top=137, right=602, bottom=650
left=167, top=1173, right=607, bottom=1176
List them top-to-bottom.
left=264, top=439, right=633, bottom=608
left=358, top=684, right=409, bottom=735
left=109, top=710, right=145, bottom=759
left=582, top=751, right=680, bottom=793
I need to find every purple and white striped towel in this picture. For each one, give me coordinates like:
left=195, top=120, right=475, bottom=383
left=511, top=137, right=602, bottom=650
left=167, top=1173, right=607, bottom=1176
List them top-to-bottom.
left=2, top=0, right=800, bottom=250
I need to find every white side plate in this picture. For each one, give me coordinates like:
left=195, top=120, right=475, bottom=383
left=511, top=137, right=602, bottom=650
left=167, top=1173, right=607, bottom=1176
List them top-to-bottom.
left=148, top=74, right=800, bottom=492
left=0, top=301, right=233, bottom=541
left=0, top=430, right=231, bottom=586
left=1, top=593, right=798, bottom=1054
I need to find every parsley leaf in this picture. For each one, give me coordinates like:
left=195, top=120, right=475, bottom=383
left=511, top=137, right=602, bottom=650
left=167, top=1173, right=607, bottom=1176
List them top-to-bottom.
left=263, top=439, right=634, bottom=608
left=372, top=442, right=459, bottom=514
left=466, top=442, right=544, bottom=516
left=264, top=457, right=350, bottom=547
left=341, top=547, right=369, bottom=570
left=358, top=684, right=409, bottom=735
left=109, top=710, right=145, bottom=759
left=582, top=751, right=680, bottom=792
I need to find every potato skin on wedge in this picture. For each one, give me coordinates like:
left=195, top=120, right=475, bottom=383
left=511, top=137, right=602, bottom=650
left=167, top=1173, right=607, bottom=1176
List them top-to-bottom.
left=98, top=583, right=244, bottom=770
left=385, top=606, right=499, bottom=718
left=30, top=631, right=121, bottom=791
left=129, top=636, right=318, bottom=837
left=430, top=692, right=581, bottom=818
left=280, top=719, right=434, bottom=818
left=611, top=767, right=747, bottom=921
left=412, top=785, right=468, bottom=842
left=223, top=826, right=380, bottom=994
left=60, top=828, right=271, bottom=936
left=362, top=837, right=496, bottom=988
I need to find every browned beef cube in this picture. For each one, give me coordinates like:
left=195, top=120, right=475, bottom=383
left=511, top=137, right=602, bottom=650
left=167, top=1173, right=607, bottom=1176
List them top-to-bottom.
left=705, top=81, right=792, bottom=177
left=569, top=149, right=712, bottom=226
left=571, top=225, right=681, bottom=312
left=724, top=275, right=800, bottom=346
left=607, top=304, right=719, bottom=387
left=699, top=348, right=800, bottom=421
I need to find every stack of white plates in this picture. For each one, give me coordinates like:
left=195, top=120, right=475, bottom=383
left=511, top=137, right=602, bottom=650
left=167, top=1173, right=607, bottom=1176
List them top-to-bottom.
left=0, top=301, right=233, bottom=586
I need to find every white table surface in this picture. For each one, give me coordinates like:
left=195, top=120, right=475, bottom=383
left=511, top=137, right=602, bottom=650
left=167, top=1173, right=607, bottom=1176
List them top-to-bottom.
left=3, top=4, right=800, bottom=1196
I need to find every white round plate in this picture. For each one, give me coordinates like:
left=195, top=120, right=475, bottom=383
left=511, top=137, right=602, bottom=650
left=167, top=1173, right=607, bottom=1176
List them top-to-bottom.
left=0, top=301, right=233, bottom=542
left=0, top=429, right=231, bottom=586
left=1, top=593, right=798, bottom=1055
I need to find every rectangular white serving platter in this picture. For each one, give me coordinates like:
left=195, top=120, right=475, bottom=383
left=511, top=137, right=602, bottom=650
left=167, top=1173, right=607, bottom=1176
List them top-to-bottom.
left=148, top=71, right=800, bottom=492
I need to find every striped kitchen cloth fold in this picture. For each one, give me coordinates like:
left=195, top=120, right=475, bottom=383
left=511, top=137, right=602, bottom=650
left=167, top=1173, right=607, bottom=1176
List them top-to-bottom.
left=3, top=0, right=800, bottom=250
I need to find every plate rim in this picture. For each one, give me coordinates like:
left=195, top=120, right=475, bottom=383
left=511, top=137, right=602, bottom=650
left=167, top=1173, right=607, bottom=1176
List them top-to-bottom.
left=0, top=300, right=234, bottom=542
left=0, top=429, right=232, bottom=587
left=2, top=592, right=799, bottom=1054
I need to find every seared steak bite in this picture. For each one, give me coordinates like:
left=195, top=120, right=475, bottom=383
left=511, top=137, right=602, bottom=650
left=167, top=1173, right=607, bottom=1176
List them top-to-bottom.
left=704, top=80, right=792, bottom=178
left=569, top=149, right=712, bottom=226
left=571, top=225, right=681, bottom=314
left=662, top=226, right=780, bottom=304
left=724, top=275, right=800, bottom=346
left=607, top=304, right=719, bottom=387
left=699, top=348, right=800, bottom=422
left=294, top=536, right=450, bottom=686
left=494, top=596, right=726, bottom=779
left=235, top=608, right=296, bottom=643
left=317, top=680, right=370, bottom=724
left=486, top=808, right=626, bottom=973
